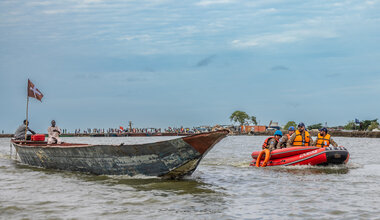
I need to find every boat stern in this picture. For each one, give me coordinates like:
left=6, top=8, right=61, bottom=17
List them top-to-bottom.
left=323, top=146, right=350, bottom=165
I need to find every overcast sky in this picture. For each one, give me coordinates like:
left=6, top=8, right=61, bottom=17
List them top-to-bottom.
left=1, top=0, right=379, bottom=132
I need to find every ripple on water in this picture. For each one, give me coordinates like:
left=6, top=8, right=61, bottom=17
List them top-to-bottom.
left=0, top=136, right=380, bottom=219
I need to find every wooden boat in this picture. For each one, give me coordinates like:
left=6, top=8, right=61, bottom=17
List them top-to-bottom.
left=11, top=130, right=228, bottom=179
left=250, top=146, right=350, bottom=167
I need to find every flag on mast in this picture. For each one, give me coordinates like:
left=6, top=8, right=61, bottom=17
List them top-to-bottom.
left=28, top=79, right=44, bottom=102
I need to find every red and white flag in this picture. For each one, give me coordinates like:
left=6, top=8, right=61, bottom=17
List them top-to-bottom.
left=27, top=79, right=44, bottom=102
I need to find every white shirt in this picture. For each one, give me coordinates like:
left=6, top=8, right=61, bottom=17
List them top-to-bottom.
left=48, top=126, right=61, bottom=139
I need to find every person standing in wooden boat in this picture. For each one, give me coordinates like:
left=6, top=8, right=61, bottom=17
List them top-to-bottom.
left=14, top=120, right=36, bottom=140
left=48, top=120, right=62, bottom=144
left=287, top=122, right=313, bottom=147
left=277, top=126, right=295, bottom=148
left=313, top=127, right=338, bottom=148
left=262, top=130, right=283, bottom=151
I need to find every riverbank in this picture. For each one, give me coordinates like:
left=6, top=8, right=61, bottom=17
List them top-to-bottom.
left=2, top=130, right=380, bottom=138
left=247, top=130, right=380, bottom=138
left=1, top=136, right=380, bottom=219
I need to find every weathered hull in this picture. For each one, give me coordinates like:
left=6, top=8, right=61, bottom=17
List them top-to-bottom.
left=12, top=130, right=228, bottom=178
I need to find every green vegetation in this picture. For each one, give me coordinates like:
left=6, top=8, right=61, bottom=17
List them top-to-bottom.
left=230, top=111, right=257, bottom=125
left=228, top=113, right=380, bottom=131
left=251, top=116, right=258, bottom=125
left=344, top=119, right=379, bottom=131
left=361, top=119, right=378, bottom=131
left=283, top=121, right=297, bottom=130
left=344, top=121, right=356, bottom=130
left=367, top=121, right=379, bottom=131
left=307, top=123, right=323, bottom=130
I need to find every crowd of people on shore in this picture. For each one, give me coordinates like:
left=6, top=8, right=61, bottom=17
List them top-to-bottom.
left=13, top=120, right=213, bottom=139
left=0, top=126, right=222, bottom=135
left=72, top=126, right=212, bottom=135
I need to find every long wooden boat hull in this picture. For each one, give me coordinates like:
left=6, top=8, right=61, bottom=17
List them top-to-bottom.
left=11, top=130, right=228, bottom=179
left=250, top=146, right=350, bottom=167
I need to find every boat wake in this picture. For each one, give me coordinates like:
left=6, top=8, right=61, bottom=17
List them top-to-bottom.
left=0, top=153, right=11, bottom=160
left=202, top=160, right=251, bottom=168
left=231, top=161, right=251, bottom=168
left=345, top=162, right=363, bottom=169
left=268, top=164, right=352, bottom=174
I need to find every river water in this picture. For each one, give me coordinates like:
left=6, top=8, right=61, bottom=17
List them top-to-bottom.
left=0, top=136, right=379, bottom=219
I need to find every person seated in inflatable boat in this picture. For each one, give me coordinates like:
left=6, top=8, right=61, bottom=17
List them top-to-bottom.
left=287, top=122, right=313, bottom=147
left=277, top=126, right=295, bottom=148
left=313, top=127, right=338, bottom=148
left=262, top=130, right=283, bottom=151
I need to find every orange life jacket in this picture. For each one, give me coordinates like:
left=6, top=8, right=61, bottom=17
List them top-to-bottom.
left=293, top=130, right=310, bottom=146
left=316, top=133, right=331, bottom=148
left=262, top=136, right=279, bottom=149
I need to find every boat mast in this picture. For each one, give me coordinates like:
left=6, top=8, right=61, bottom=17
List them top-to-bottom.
left=25, top=81, right=30, bottom=141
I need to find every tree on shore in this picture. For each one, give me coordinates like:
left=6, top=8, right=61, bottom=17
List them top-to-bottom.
left=230, top=111, right=256, bottom=125
left=251, top=116, right=258, bottom=125
left=345, top=119, right=379, bottom=131
left=361, top=119, right=378, bottom=131
left=283, top=121, right=297, bottom=130
left=344, top=121, right=356, bottom=130
left=367, top=121, right=379, bottom=131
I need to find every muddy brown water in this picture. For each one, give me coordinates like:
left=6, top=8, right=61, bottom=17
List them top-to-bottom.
left=1, top=136, right=379, bottom=219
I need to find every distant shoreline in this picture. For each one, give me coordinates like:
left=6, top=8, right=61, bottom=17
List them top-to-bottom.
left=1, top=130, right=380, bottom=138
left=242, top=130, right=380, bottom=138
left=0, top=133, right=192, bottom=138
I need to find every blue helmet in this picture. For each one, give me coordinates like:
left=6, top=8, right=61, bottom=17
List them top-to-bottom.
left=298, top=122, right=305, bottom=127
left=288, top=126, right=295, bottom=131
left=320, top=127, right=328, bottom=133
left=274, top=130, right=283, bottom=136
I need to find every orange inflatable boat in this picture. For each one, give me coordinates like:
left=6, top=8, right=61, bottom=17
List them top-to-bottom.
left=250, top=146, right=350, bottom=167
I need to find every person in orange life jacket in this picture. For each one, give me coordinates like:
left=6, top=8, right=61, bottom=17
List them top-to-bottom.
left=287, top=122, right=313, bottom=147
left=277, top=126, right=295, bottom=148
left=313, top=127, right=338, bottom=147
left=262, top=130, right=283, bottom=151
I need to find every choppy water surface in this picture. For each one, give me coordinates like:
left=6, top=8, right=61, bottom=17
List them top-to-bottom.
left=1, top=136, right=379, bottom=219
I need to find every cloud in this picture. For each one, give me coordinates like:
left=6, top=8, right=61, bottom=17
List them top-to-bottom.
left=82, top=0, right=104, bottom=3
left=196, top=0, right=236, bottom=6
left=27, top=1, right=53, bottom=6
left=43, top=9, right=68, bottom=14
left=232, top=29, right=338, bottom=48
left=118, top=35, right=152, bottom=42
left=196, top=55, right=216, bottom=67
left=271, top=65, right=289, bottom=71
left=106, top=71, right=156, bottom=84
left=74, top=73, right=100, bottom=79
left=325, top=73, right=341, bottom=78
left=124, top=77, right=149, bottom=82
left=330, top=80, right=380, bottom=96
left=286, top=102, right=300, bottom=108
